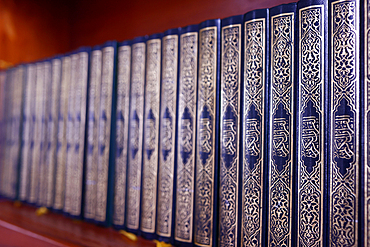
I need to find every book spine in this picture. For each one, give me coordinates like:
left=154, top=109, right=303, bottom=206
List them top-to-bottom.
left=296, top=0, right=328, bottom=246
left=328, top=0, right=359, bottom=246
left=268, top=3, right=296, bottom=247
left=241, top=9, right=269, bottom=247
left=219, top=15, right=243, bottom=247
left=194, top=20, right=220, bottom=247
left=174, top=25, right=198, bottom=245
left=156, top=30, right=179, bottom=242
left=141, top=35, right=161, bottom=238
left=126, top=37, right=146, bottom=233
left=95, top=43, right=117, bottom=225
left=113, top=43, right=131, bottom=227
left=84, top=48, right=102, bottom=220
left=70, top=50, right=89, bottom=217
left=64, top=54, right=79, bottom=214
left=54, top=56, right=71, bottom=211
left=38, top=61, right=52, bottom=206
left=29, top=63, right=45, bottom=204
left=19, top=65, right=35, bottom=201
left=0, top=71, right=6, bottom=197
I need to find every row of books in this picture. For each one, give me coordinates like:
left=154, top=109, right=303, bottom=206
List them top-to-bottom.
left=0, top=0, right=368, bottom=246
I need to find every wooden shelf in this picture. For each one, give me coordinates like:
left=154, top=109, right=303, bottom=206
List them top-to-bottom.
left=0, top=199, right=156, bottom=247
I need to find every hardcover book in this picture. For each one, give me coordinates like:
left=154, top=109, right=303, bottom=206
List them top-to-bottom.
left=296, top=0, right=328, bottom=246
left=328, top=0, right=359, bottom=246
left=268, top=3, right=296, bottom=247
left=242, top=8, right=269, bottom=247
left=219, top=15, right=243, bottom=247
left=194, top=19, right=220, bottom=247
left=175, top=24, right=198, bottom=245
left=156, top=28, right=180, bottom=243
left=141, top=33, right=162, bottom=239
left=126, top=36, right=147, bottom=234
left=113, top=40, right=131, bottom=228
left=95, top=41, right=117, bottom=225
left=84, top=46, right=102, bottom=221
left=54, top=55, right=72, bottom=211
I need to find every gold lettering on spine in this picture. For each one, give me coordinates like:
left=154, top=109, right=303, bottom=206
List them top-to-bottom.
left=330, top=0, right=359, bottom=246
left=298, top=5, right=324, bottom=246
left=269, top=13, right=294, bottom=247
left=242, top=18, right=265, bottom=247
left=195, top=26, right=217, bottom=247
left=175, top=32, right=197, bottom=243
left=157, top=35, right=178, bottom=237
left=141, top=39, right=161, bottom=233
left=127, top=42, right=146, bottom=229
left=113, top=45, right=131, bottom=226
left=95, top=47, right=114, bottom=222
left=84, top=50, right=102, bottom=219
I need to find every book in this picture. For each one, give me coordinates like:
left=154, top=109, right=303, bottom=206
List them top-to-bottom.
left=296, top=0, right=328, bottom=246
left=328, top=0, right=359, bottom=246
left=268, top=3, right=296, bottom=247
left=241, top=8, right=269, bottom=247
left=219, top=14, right=243, bottom=247
left=194, top=19, right=220, bottom=247
left=175, top=24, right=198, bottom=245
left=156, top=28, right=180, bottom=243
left=140, top=33, right=162, bottom=239
left=126, top=36, right=147, bottom=234
left=113, top=40, right=131, bottom=229
left=95, top=41, right=117, bottom=225
left=84, top=45, right=102, bottom=221
left=54, top=55, right=72, bottom=211
left=19, top=64, right=36, bottom=202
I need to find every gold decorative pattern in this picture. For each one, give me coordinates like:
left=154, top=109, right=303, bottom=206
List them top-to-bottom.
left=330, top=1, right=359, bottom=246
left=269, top=13, right=294, bottom=247
left=242, top=18, right=265, bottom=247
left=175, top=31, right=198, bottom=243
left=156, top=34, right=178, bottom=237
left=141, top=39, right=161, bottom=233
left=127, top=42, right=146, bottom=230
left=113, top=45, right=131, bottom=226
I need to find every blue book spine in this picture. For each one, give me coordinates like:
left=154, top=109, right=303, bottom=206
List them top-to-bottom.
left=296, top=0, right=328, bottom=246
left=328, top=0, right=360, bottom=246
left=268, top=3, right=296, bottom=247
left=241, top=9, right=269, bottom=247
left=219, top=15, right=243, bottom=247
left=194, top=19, right=220, bottom=247
left=174, top=24, right=198, bottom=246
left=156, top=28, right=180, bottom=244
left=141, top=33, right=162, bottom=239
left=126, top=36, right=147, bottom=234
left=95, top=41, right=118, bottom=226
left=113, top=41, right=131, bottom=229
left=84, top=46, right=102, bottom=221
left=54, top=55, right=71, bottom=211
left=19, top=64, right=36, bottom=202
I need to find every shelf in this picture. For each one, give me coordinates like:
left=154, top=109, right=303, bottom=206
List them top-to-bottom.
left=0, top=199, right=156, bottom=247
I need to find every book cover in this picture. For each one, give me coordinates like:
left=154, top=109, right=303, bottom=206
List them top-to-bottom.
left=296, top=0, right=328, bottom=246
left=328, top=0, right=359, bottom=246
left=268, top=3, right=296, bottom=247
left=241, top=8, right=269, bottom=247
left=219, top=14, right=243, bottom=247
left=194, top=19, right=220, bottom=247
left=175, top=24, right=198, bottom=246
left=156, top=28, right=180, bottom=244
left=140, top=33, right=162, bottom=239
left=126, top=36, right=147, bottom=234
left=113, top=40, right=131, bottom=229
left=95, top=41, right=117, bottom=226
left=84, top=45, right=102, bottom=221
left=54, top=55, right=72, bottom=211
